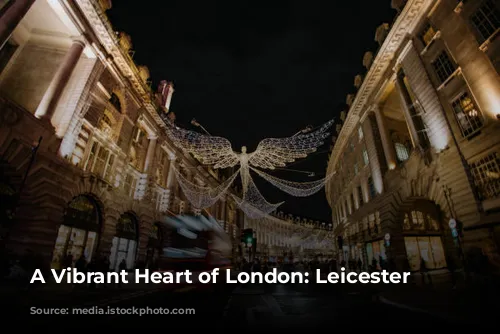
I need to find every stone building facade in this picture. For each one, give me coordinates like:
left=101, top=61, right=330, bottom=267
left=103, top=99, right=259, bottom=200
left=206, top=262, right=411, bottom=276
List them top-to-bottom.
left=0, top=0, right=243, bottom=270
left=326, top=0, right=500, bottom=273
left=245, top=211, right=334, bottom=260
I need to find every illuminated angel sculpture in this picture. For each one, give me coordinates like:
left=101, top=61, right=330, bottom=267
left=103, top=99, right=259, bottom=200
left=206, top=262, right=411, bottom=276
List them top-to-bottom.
left=165, top=119, right=335, bottom=219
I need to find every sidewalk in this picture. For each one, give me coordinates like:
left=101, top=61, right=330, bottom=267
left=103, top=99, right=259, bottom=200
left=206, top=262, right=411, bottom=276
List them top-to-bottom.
left=378, top=273, right=499, bottom=325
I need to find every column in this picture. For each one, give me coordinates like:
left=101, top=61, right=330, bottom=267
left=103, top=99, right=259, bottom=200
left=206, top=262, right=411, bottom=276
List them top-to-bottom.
left=0, top=0, right=36, bottom=50
left=35, top=40, right=85, bottom=123
left=394, top=72, right=424, bottom=151
left=373, top=105, right=397, bottom=170
left=362, top=114, right=384, bottom=195
left=143, top=136, right=157, bottom=173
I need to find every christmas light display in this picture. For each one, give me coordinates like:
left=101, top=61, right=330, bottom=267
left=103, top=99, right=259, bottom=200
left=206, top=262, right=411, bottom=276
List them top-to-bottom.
left=164, top=119, right=334, bottom=216
left=172, top=166, right=240, bottom=209
left=251, top=166, right=335, bottom=197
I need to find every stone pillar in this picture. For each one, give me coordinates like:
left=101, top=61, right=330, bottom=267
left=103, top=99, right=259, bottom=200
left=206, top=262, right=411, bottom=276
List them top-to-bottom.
left=0, top=0, right=36, bottom=50
left=34, top=40, right=85, bottom=123
left=400, top=41, right=450, bottom=151
left=394, top=72, right=425, bottom=151
left=373, top=105, right=397, bottom=169
left=362, top=114, right=384, bottom=195
left=143, top=136, right=157, bottom=173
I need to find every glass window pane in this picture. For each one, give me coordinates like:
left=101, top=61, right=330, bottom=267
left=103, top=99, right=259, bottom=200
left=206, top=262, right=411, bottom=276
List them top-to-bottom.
left=51, top=225, right=71, bottom=269
left=84, top=231, right=97, bottom=261
left=417, top=236, right=435, bottom=269
left=430, top=236, right=447, bottom=269
left=109, top=237, right=118, bottom=270
left=405, top=237, right=420, bottom=271
left=118, top=238, right=128, bottom=251
left=126, top=240, right=137, bottom=270
left=366, top=243, right=373, bottom=265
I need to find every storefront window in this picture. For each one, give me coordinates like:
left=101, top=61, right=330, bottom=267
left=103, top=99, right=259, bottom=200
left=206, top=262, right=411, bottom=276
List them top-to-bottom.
left=51, top=196, right=100, bottom=269
left=109, top=213, right=138, bottom=271
left=404, top=236, right=447, bottom=271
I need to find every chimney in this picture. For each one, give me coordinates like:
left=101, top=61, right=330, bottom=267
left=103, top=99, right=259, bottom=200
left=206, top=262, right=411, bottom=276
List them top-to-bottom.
left=157, top=80, right=175, bottom=111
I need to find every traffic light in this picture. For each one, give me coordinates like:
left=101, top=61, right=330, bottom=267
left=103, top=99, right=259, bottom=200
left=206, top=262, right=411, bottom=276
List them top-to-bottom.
left=242, top=228, right=253, bottom=247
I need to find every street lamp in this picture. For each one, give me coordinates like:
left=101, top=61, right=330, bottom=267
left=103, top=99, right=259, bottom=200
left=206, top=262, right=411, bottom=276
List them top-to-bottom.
left=191, top=118, right=211, bottom=135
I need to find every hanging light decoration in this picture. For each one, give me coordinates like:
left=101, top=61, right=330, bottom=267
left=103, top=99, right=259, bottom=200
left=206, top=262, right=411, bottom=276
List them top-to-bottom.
left=164, top=119, right=335, bottom=217
left=172, top=165, right=239, bottom=209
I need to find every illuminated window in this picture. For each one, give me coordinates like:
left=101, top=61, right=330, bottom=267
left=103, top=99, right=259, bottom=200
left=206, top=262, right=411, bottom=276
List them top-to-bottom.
left=470, top=0, right=500, bottom=44
left=431, top=52, right=456, bottom=84
left=451, top=92, right=483, bottom=137
left=358, top=127, right=364, bottom=141
left=395, top=142, right=410, bottom=162
left=363, top=149, right=369, bottom=166
left=470, top=153, right=500, bottom=200
left=50, top=196, right=101, bottom=269
left=109, top=213, right=138, bottom=271
left=404, top=236, right=447, bottom=271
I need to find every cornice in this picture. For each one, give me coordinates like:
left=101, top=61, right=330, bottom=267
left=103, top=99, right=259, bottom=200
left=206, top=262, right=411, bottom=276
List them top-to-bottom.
left=75, top=0, right=166, bottom=130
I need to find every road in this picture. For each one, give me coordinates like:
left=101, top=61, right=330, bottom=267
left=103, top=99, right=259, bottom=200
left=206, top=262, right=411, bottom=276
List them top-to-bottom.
left=5, top=280, right=457, bottom=329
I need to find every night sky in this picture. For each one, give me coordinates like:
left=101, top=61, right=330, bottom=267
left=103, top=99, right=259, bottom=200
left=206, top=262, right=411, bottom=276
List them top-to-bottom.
left=108, top=1, right=396, bottom=222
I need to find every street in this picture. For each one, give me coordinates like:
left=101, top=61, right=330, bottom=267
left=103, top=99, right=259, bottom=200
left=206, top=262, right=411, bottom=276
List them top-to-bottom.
left=5, top=281, right=458, bottom=329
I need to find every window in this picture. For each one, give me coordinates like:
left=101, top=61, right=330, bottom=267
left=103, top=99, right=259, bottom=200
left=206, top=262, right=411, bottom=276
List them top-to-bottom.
left=470, top=0, right=500, bottom=44
left=420, top=23, right=436, bottom=46
left=431, top=52, right=456, bottom=84
left=451, top=92, right=483, bottom=137
left=109, top=93, right=122, bottom=112
left=358, top=127, right=364, bottom=141
left=350, top=139, right=355, bottom=152
left=84, top=141, right=116, bottom=182
left=395, top=142, right=410, bottom=162
left=362, top=149, right=369, bottom=166
left=470, top=153, right=500, bottom=200
left=354, top=163, right=359, bottom=175
left=367, top=176, right=376, bottom=199
left=357, top=186, right=364, bottom=207
left=50, top=196, right=101, bottom=269
left=403, top=210, right=440, bottom=231
left=109, top=213, right=138, bottom=271
left=404, top=236, right=446, bottom=271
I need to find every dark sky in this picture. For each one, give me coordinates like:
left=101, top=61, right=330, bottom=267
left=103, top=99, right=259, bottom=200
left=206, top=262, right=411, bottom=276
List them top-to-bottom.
left=108, top=1, right=396, bottom=222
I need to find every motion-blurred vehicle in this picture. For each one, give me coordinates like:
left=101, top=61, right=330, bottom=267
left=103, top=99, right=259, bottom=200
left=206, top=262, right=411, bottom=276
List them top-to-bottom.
left=156, top=214, right=232, bottom=292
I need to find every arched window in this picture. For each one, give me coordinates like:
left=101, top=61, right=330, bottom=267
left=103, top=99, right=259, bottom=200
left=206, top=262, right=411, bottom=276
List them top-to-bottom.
left=98, top=110, right=114, bottom=137
left=51, top=195, right=101, bottom=269
left=402, top=207, right=446, bottom=272
left=109, top=212, right=138, bottom=271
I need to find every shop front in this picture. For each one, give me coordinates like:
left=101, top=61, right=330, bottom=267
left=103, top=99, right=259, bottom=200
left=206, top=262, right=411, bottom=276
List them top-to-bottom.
left=51, top=195, right=101, bottom=269
left=402, top=208, right=447, bottom=272
left=109, top=212, right=138, bottom=271
left=146, top=222, right=162, bottom=269
left=365, top=239, right=387, bottom=270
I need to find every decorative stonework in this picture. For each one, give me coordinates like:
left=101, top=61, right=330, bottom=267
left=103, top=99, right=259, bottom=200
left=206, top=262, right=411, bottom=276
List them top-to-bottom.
left=75, top=0, right=166, bottom=130
left=326, top=0, right=431, bottom=179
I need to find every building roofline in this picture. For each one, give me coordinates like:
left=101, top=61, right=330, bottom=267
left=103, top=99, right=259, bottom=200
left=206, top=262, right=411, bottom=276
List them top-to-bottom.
left=325, top=0, right=432, bottom=198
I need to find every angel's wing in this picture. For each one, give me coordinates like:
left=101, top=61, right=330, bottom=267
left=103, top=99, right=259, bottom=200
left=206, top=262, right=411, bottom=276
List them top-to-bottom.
left=249, top=119, right=334, bottom=169
left=165, top=124, right=239, bottom=169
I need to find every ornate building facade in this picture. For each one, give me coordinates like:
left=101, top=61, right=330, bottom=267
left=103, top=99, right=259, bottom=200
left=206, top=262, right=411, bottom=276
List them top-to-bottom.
left=0, top=0, right=242, bottom=270
left=326, top=0, right=500, bottom=273
left=245, top=211, right=334, bottom=260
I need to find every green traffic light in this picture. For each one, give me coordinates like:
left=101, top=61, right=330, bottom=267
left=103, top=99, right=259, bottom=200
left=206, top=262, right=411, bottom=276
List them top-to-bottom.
left=246, top=237, right=252, bottom=243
